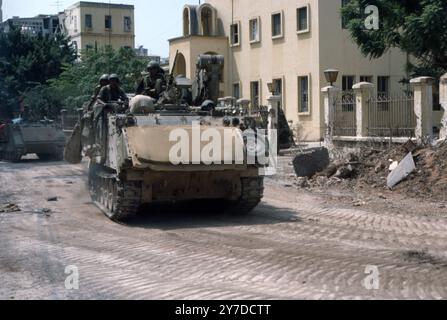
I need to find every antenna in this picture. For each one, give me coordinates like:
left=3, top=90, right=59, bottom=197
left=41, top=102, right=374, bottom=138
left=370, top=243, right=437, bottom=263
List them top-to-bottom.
left=51, top=0, right=64, bottom=12
left=108, top=0, right=111, bottom=48
left=108, top=0, right=112, bottom=74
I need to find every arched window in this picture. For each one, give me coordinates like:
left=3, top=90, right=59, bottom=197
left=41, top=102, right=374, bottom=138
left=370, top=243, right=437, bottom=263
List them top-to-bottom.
left=198, top=4, right=216, bottom=36
left=201, top=6, right=213, bottom=36
left=183, top=7, right=190, bottom=36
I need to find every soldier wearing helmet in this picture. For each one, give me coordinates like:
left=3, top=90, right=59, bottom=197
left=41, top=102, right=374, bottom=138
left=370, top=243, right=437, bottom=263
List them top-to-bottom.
left=136, top=60, right=166, bottom=99
left=85, top=74, right=110, bottom=111
left=94, top=74, right=110, bottom=97
left=97, top=74, right=128, bottom=104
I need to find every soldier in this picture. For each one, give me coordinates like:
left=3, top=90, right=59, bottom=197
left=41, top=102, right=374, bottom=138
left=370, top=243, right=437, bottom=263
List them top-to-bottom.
left=136, top=61, right=166, bottom=99
left=86, top=74, right=109, bottom=111
left=94, top=74, right=110, bottom=98
left=97, top=74, right=129, bottom=104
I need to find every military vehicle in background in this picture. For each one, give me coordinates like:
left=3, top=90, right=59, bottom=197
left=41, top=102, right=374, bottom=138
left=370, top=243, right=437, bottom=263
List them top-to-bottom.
left=71, top=53, right=269, bottom=222
left=0, top=119, right=66, bottom=162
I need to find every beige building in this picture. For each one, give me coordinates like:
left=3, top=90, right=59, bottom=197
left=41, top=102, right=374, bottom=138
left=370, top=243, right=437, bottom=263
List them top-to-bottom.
left=169, top=0, right=408, bottom=141
left=62, top=1, right=135, bottom=53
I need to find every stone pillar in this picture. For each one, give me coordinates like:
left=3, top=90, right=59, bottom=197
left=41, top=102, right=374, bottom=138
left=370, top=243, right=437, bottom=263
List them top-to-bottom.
left=439, top=73, right=447, bottom=140
left=410, top=76, right=434, bottom=142
left=353, top=82, right=374, bottom=137
left=321, top=86, right=340, bottom=143
left=266, top=95, right=281, bottom=175
left=267, top=95, right=281, bottom=138
left=237, top=98, right=251, bottom=114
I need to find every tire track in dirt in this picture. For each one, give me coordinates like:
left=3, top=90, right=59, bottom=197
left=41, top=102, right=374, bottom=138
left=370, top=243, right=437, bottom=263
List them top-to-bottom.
left=1, top=161, right=447, bottom=299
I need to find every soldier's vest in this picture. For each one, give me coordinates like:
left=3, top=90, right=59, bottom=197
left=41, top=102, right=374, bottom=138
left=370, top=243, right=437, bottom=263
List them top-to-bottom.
left=143, top=74, right=164, bottom=92
left=143, top=76, right=154, bottom=92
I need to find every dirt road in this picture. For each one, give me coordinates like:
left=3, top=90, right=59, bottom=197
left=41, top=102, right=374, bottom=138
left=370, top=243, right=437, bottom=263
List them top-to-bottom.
left=1, top=157, right=447, bottom=300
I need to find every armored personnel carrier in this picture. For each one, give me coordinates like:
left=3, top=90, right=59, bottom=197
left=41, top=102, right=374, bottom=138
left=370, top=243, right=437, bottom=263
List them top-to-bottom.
left=76, top=54, right=270, bottom=222
left=0, top=119, right=66, bottom=162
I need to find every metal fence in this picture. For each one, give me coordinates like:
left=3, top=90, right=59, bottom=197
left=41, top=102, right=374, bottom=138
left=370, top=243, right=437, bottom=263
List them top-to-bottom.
left=334, top=91, right=356, bottom=136
left=366, top=92, right=415, bottom=137
left=249, top=105, right=269, bottom=117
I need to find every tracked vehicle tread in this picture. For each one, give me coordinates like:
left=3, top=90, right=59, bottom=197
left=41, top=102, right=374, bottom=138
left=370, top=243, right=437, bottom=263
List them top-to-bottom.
left=89, top=165, right=141, bottom=222
left=227, top=177, right=264, bottom=215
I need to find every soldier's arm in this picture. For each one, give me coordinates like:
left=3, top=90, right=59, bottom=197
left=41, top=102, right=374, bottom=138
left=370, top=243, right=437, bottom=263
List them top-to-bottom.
left=92, top=86, right=100, bottom=98
left=97, top=87, right=108, bottom=103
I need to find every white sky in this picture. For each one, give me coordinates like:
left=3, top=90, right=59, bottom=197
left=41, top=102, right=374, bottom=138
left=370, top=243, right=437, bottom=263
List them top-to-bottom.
left=2, top=0, right=198, bottom=57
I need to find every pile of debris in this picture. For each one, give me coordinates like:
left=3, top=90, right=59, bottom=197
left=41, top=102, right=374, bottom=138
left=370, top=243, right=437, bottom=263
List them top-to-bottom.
left=292, top=141, right=447, bottom=201
left=0, top=203, right=20, bottom=213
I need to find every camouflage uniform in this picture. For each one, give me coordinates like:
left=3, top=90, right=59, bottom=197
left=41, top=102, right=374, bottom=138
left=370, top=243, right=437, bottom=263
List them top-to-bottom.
left=136, top=61, right=166, bottom=99
left=86, top=74, right=109, bottom=111
left=92, top=84, right=103, bottom=98
left=98, top=85, right=128, bottom=103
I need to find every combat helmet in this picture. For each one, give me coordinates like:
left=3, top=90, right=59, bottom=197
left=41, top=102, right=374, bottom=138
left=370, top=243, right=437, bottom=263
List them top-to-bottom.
left=147, top=60, right=160, bottom=70
left=100, top=74, right=110, bottom=82
left=108, top=74, right=120, bottom=82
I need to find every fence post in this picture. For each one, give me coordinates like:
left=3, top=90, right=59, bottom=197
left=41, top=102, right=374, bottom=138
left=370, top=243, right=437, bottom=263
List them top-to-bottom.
left=439, top=73, right=447, bottom=140
left=410, top=76, right=434, bottom=142
left=353, top=82, right=374, bottom=137
left=321, top=86, right=339, bottom=143
left=267, top=94, right=281, bottom=173
left=267, top=95, right=281, bottom=131
left=60, top=109, right=67, bottom=130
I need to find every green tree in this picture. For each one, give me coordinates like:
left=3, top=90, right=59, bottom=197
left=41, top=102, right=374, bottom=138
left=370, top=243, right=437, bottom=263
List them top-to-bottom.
left=341, top=0, right=447, bottom=78
left=0, top=25, right=76, bottom=119
left=48, top=46, right=148, bottom=111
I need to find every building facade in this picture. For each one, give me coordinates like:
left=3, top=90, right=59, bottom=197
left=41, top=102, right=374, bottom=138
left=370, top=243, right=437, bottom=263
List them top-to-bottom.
left=169, top=0, right=408, bottom=141
left=61, top=1, right=135, bottom=53
left=1, top=14, right=60, bottom=35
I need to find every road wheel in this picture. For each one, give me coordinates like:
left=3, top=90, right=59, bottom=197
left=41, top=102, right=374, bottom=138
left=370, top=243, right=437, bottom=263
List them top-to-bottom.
left=88, top=164, right=141, bottom=222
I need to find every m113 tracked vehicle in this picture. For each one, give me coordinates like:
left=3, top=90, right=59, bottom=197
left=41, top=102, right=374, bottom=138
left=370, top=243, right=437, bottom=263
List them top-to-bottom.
left=70, top=54, right=271, bottom=222
left=0, top=119, right=66, bottom=162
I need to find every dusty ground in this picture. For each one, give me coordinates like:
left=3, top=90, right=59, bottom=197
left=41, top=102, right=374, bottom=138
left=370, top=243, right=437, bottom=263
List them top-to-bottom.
left=1, top=155, right=447, bottom=300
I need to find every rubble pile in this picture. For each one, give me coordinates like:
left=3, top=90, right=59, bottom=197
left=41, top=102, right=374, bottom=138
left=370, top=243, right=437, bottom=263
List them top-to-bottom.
left=293, top=141, right=447, bottom=201
left=0, top=203, right=20, bottom=213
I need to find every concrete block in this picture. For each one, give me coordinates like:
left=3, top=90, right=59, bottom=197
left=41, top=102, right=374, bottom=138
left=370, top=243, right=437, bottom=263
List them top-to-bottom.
left=293, top=147, right=330, bottom=178
left=387, top=152, right=416, bottom=188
